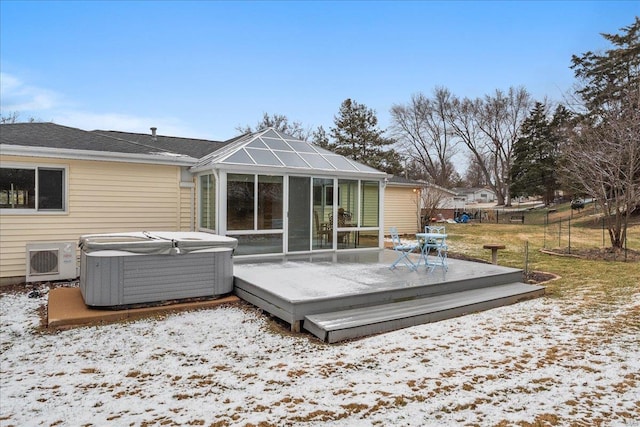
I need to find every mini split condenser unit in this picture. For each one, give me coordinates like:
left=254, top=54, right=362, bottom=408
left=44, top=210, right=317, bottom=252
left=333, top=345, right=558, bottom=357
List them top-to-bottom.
left=26, top=242, right=78, bottom=283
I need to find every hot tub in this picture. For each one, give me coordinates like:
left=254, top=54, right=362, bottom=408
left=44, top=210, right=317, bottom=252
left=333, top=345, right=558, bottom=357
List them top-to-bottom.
left=79, top=232, right=238, bottom=308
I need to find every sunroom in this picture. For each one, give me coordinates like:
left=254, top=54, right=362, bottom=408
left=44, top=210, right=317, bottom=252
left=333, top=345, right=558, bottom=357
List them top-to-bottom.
left=191, top=128, right=387, bottom=256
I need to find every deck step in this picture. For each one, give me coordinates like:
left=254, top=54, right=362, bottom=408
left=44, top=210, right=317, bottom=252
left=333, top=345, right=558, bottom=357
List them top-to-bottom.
left=303, top=282, right=544, bottom=343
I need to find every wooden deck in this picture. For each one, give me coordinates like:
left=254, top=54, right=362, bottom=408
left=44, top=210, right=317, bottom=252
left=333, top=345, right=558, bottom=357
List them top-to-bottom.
left=233, top=250, right=545, bottom=343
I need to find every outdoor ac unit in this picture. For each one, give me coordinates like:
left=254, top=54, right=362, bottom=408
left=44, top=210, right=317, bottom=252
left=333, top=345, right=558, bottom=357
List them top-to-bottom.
left=26, top=242, right=78, bottom=283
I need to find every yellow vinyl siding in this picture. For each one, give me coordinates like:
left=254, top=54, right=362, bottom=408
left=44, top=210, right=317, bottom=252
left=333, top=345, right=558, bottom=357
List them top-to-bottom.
left=0, top=155, right=191, bottom=282
left=179, top=185, right=194, bottom=231
left=384, top=186, right=420, bottom=235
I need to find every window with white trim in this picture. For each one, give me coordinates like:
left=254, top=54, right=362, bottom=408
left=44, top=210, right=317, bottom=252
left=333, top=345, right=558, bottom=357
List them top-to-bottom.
left=0, top=166, right=66, bottom=212
left=226, top=173, right=283, bottom=231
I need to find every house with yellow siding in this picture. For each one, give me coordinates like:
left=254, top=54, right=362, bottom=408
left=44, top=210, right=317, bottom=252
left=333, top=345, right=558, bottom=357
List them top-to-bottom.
left=0, top=123, right=222, bottom=285
left=1, top=123, right=387, bottom=285
left=383, top=176, right=425, bottom=235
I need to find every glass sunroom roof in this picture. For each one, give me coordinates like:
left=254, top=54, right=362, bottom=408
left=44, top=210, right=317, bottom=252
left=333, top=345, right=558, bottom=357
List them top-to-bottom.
left=195, top=128, right=385, bottom=176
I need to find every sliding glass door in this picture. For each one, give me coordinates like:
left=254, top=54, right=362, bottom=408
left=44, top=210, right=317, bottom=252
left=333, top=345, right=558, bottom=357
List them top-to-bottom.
left=284, top=176, right=381, bottom=253
left=288, top=176, right=311, bottom=252
left=313, top=178, right=333, bottom=250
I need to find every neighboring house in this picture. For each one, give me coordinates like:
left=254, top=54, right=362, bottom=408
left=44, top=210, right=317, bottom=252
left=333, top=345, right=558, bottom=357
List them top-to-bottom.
left=1, top=123, right=386, bottom=284
left=384, top=176, right=424, bottom=235
left=383, top=178, right=466, bottom=233
left=426, top=183, right=460, bottom=210
left=452, top=187, right=497, bottom=204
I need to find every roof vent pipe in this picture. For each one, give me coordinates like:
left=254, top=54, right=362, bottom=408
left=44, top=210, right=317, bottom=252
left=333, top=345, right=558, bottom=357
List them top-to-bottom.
left=150, top=127, right=157, bottom=140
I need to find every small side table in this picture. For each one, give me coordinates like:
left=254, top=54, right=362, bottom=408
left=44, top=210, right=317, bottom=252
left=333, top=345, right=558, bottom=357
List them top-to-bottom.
left=483, top=244, right=506, bottom=265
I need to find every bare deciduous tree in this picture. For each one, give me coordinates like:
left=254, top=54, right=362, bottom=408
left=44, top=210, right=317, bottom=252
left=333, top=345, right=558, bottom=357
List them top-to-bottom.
left=562, top=17, right=640, bottom=249
left=444, top=87, right=532, bottom=205
left=476, top=87, right=533, bottom=206
left=562, top=87, right=640, bottom=249
left=390, top=88, right=458, bottom=187
left=446, top=96, right=496, bottom=197
left=0, top=112, right=41, bottom=124
left=0, top=112, right=21, bottom=124
left=237, top=112, right=312, bottom=140
left=463, top=152, right=490, bottom=187
left=419, top=183, right=453, bottom=228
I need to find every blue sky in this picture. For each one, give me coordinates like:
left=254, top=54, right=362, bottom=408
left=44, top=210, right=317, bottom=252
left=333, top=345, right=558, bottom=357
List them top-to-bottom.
left=1, top=1, right=638, bottom=142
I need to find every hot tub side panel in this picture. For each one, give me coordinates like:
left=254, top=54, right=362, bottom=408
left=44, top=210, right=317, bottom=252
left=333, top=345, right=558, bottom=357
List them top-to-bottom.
left=81, top=250, right=234, bottom=307
left=80, top=251, right=123, bottom=307
left=121, top=251, right=233, bottom=305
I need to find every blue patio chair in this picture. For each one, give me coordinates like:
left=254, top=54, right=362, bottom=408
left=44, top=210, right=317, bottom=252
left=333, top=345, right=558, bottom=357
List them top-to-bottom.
left=422, top=225, right=449, bottom=271
left=424, top=225, right=446, bottom=234
left=389, top=227, right=420, bottom=271
left=426, top=234, right=448, bottom=271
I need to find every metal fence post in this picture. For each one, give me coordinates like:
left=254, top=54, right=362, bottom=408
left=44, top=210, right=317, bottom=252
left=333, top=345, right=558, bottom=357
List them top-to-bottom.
left=568, top=216, right=571, bottom=254
left=558, top=219, right=562, bottom=248
left=524, top=240, right=529, bottom=276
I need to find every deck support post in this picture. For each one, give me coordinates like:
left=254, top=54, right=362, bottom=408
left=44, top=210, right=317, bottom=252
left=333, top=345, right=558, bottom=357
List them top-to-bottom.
left=291, top=320, right=302, bottom=332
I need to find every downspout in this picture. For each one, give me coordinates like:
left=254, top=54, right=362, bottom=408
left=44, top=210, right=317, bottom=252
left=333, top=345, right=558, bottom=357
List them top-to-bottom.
left=213, top=168, right=222, bottom=235
left=380, top=176, right=388, bottom=247
left=190, top=184, right=195, bottom=231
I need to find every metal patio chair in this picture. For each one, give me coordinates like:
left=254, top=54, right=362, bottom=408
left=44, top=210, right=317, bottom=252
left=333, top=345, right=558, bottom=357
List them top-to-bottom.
left=424, top=225, right=446, bottom=234
left=389, top=227, right=420, bottom=271
left=424, top=234, right=448, bottom=271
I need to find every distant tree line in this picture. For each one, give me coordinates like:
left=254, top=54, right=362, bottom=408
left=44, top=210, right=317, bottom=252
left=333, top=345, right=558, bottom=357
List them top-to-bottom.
left=0, top=112, right=40, bottom=124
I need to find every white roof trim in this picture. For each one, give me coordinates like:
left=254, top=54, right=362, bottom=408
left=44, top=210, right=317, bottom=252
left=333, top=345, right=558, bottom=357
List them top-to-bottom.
left=1, top=145, right=197, bottom=166
left=205, top=163, right=385, bottom=180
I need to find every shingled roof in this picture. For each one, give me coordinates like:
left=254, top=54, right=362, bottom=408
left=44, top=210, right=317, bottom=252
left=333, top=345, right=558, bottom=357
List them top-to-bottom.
left=0, top=122, right=179, bottom=156
left=93, top=130, right=228, bottom=158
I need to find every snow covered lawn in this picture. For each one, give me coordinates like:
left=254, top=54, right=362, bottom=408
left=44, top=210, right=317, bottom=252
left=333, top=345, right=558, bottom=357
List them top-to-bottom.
left=1, top=284, right=638, bottom=426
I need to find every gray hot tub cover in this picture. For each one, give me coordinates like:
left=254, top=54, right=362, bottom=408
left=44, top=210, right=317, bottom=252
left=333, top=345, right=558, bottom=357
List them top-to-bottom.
left=79, top=231, right=238, bottom=255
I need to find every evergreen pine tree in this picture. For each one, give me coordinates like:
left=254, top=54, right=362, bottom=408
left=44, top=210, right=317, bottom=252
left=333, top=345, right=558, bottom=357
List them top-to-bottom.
left=329, top=98, right=402, bottom=174
left=510, top=102, right=566, bottom=205
left=311, top=125, right=330, bottom=149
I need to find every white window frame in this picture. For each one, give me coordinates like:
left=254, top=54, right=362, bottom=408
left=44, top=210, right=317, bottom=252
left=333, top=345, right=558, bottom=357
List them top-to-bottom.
left=0, top=162, right=69, bottom=215
left=197, top=173, right=218, bottom=233
left=224, top=173, right=285, bottom=236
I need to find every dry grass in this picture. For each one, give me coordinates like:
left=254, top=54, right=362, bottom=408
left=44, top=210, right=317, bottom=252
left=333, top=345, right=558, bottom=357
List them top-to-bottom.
left=442, top=219, right=640, bottom=311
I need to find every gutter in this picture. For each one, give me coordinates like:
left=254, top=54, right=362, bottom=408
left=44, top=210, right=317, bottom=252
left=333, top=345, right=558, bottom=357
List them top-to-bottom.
left=190, top=162, right=387, bottom=179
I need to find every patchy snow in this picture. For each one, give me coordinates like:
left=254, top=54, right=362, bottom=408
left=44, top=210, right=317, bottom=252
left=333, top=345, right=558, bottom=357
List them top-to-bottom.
left=1, top=286, right=639, bottom=426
